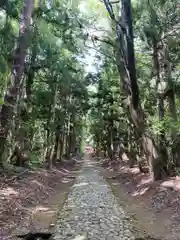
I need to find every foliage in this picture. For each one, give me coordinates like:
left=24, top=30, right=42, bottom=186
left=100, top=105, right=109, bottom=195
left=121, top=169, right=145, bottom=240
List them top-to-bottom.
left=0, top=0, right=90, bottom=168
left=0, top=0, right=180, bottom=180
left=87, top=0, right=180, bottom=179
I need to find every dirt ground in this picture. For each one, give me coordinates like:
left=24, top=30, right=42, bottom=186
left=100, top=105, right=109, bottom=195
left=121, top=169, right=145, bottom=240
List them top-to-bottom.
left=2, top=154, right=180, bottom=240
left=100, top=158, right=180, bottom=240
left=0, top=159, right=82, bottom=240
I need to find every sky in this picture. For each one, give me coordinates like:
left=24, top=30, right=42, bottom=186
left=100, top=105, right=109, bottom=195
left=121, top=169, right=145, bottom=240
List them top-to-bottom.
left=78, top=0, right=111, bottom=74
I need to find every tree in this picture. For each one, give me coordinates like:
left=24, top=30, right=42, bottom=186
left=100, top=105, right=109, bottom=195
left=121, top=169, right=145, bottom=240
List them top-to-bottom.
left=0, top=0, right=35, bottom=164
left=0, top=0, right=90, bottom=168
left=87, top=0, right=180, bottom=180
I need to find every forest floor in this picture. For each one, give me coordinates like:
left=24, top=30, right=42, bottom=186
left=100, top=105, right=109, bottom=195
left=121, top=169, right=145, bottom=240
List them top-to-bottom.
left=2, top=154, right=180, bottom=240
left=101, top=157, right=180, bottom=240
left=0, top=158, right=82, bottom=240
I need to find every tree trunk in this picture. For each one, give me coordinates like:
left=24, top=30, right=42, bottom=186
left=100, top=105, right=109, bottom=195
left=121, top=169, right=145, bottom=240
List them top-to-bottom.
left=0, top=0, right=34, bottom=164
left=114, top=0, right=168, bottom=180
left=121, top=0, right=139, bottom=110
left=152, top=39, right=169, bottom=173
left=26, top=43, right=37, bottom=99
left=162, top=43, right=179, bottom=166
left=161, top=44, right=177, bottom=122
left=48, top=79, right=58, bottom=168
left=65, top=112, right=71, bottom=159
left=68, top=112, right=76, bottom=158
left=106, top=120, right=115, bottom=161
left=45, top=126, right=52, bottom=168
left=52, top=127, right=60, bottom=164
left=71, top=127, right=77, bottom=156
left=58, top=133, right=64, bottom=161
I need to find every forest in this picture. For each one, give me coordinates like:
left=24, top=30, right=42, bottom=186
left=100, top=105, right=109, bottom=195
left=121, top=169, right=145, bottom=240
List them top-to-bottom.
left=0, top=0, right=180, bottom=182
left=0, top=0, right=180, bottom=239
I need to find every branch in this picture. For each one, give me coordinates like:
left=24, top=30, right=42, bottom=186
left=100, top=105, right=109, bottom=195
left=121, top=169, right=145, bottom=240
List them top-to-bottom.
left=102, top=0, right=117, bottom=21
left=110, top=1, right=119, bottom=4
left=161, top=22, right=180, bottom=41
left=90, top=35, right=115, bottom=47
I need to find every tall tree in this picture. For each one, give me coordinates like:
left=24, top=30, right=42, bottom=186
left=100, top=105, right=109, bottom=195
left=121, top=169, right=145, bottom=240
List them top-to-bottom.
left=0, top=0, right=34, bottom=163
left=101, top=0, right=169, bottom=179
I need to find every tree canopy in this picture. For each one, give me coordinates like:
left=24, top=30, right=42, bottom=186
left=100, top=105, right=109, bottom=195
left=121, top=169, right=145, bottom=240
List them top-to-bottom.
left=0, top=0, right=180, bottom=180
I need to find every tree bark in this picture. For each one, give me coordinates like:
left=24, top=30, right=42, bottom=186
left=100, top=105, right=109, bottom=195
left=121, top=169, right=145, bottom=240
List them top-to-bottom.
left=0, top=0, right=34, bottom=164
left=107, top=0, right=169, bottom=180
left=121, top=0, right=139, bottom=110
left=152, top=39, right=169, bottom=170
left=162, top=43, right=179, bottom=166
left=47, top=79, right=58, bottom=168
left=52, top=126, right=60, bottom=164
left=58, top=131, right=64, bottom=161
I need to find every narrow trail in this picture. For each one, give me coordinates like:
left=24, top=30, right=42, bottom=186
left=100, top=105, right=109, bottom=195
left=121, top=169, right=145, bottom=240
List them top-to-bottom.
left=53, top=153, right=135, bottom=240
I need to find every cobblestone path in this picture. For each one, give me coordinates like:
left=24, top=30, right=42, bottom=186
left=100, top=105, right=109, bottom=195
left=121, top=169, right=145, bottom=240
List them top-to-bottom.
left=53, top=154, right=135, bottom=240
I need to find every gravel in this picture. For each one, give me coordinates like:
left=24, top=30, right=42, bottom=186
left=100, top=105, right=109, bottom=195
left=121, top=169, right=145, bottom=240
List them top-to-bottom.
left=52, top=155, right=135, bottom=240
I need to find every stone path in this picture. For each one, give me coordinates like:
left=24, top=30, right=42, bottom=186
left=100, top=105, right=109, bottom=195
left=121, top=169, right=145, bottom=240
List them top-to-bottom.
left=53, top=154, right=135, bottom=240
